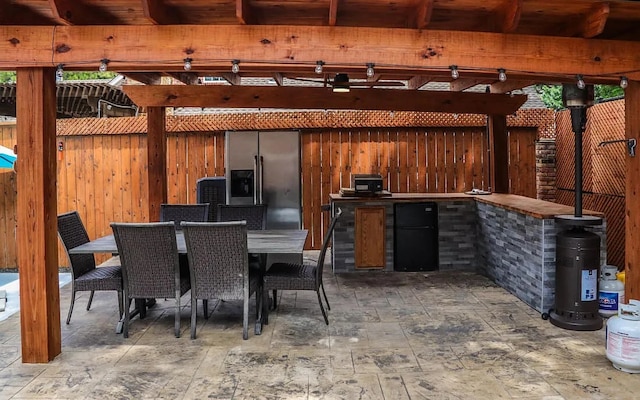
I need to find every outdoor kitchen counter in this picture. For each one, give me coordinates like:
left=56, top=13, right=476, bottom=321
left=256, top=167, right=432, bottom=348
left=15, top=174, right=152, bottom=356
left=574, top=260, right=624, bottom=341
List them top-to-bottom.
left=329, top=192, right=604, bottom=218
left=330, top=192, right=607, bottom=314
left=472, top=193, right=603, bottom=219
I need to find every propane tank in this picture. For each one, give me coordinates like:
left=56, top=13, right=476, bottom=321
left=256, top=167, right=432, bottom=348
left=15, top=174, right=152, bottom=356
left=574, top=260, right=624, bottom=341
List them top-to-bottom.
left=599, top=265, right=625, bottom=318
left=606, top=300, right=640, bottom=373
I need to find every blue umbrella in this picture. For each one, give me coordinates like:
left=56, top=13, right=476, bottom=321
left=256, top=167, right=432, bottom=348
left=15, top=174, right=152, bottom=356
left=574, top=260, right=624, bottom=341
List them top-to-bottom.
left=0, top=145, right=16, bottom=169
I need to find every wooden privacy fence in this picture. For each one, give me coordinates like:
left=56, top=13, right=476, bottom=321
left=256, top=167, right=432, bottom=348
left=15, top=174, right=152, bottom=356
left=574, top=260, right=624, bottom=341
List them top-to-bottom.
left=555, top=99, right=626, bottom=268
left=0, top=112, right=543, bottom=268
left=301, top=126, right=538, bottom=248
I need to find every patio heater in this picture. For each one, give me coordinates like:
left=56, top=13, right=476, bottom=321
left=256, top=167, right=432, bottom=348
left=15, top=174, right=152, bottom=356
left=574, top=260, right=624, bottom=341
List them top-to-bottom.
left=546, top=83, right=603, bottom=331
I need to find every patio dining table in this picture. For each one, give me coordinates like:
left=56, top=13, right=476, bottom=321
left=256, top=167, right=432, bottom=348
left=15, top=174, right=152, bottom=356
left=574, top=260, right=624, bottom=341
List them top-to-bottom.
left=68, top=229, right=308, bottom=334
left=68, top=229, right=308, bottom=255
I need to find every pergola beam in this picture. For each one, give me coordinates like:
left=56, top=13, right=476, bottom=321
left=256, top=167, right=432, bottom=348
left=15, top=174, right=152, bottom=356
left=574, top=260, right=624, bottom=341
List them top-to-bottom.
left=48, top=0, right=124, bottom=25
left=141, top=0, right=183, bottom=25
left=328, top=0, right=339, bottom=26
left=413, top=0, right=434, bottom=29
left=496, top=0, right=522, bottom=33
left=581, top=2, right=610, bottom=38
left=0, top=25, right=636, bottom=80
left=122, top=85, right=527, bottom=115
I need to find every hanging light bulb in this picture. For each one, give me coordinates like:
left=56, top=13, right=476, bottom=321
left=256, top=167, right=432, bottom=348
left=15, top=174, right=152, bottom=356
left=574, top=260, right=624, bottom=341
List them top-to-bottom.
left=183, top=58, right=192, bottom=71
left=99, top=59, right=109, bottom=72
left=231, top=59, right=240, bottom=74
left=315, top=61, right=324, bottom=74
left=366, top=63, right=375, bottom=78
left=55, top=64, right=64, bottom=82
left=450, top=65, right=459, bottom=80
left=498, top=68, right=507, bottom=82
left=576, top=74, right=586, bottom=90
left=620, top=76, right=629, bottom=90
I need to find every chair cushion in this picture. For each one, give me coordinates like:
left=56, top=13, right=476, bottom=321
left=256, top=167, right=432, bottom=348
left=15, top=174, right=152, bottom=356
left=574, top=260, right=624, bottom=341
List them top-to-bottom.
left=74, top=257, right=122, bottom=291
left=263, top=262, right=317, bottom=291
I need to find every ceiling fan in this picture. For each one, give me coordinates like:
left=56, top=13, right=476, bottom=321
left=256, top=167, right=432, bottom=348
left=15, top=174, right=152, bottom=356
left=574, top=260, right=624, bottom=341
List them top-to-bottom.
left=287, top=73, right=406, bottom=91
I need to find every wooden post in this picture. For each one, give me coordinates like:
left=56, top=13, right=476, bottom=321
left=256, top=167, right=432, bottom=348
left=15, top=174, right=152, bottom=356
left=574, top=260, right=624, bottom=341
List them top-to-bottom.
left=16, top=68, right=60, bottom=363
left=625, top=80, right=640, bottom=302
left=147, top=107, right=167, bottom=221
left=488, top=114, right=509, bottom=193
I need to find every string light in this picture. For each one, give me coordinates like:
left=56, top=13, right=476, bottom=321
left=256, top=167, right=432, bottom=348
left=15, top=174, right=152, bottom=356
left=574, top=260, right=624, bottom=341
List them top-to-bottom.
left=183, top=58, right=192, bottom=71
left=99, top=59, right=109, bottom=72
left=231, top=59, right=240, bottom=74
left=315, top=61, right=324, bottom=74
left=366, top=63, right=375, bottom=78
left=56, top=64, right=64, bottom=82
left=450, top=65, right=459, bottom=80
left=498, top=68, right=507, bottom=82
left=576, top=74, right=586, bottom=90
left=620, top=76, right=629, bottom=89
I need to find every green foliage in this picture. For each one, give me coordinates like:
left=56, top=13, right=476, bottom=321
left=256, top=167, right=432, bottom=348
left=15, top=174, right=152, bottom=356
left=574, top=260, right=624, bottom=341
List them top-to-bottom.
left=0, top=71, right=115, bottom=83
left=0, top=71, right=16, bottom=83
left=61, top=71, right=116, bottom=80
left=536, top=84, right=625, bottom=110
left=535, top=85, right=564, bottom=110
left=595, top=85, right=624, bottom=101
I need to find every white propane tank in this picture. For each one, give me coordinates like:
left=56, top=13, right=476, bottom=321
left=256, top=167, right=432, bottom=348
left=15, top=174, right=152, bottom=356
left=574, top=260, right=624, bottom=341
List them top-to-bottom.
left=600, top=265, right=625, bottom=317
left=606, top=300, right=640, bottom=373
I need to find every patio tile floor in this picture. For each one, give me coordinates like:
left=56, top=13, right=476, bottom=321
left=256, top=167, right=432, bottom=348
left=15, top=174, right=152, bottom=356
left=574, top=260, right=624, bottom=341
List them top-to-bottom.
left=0, top=251, right=638, bottom=399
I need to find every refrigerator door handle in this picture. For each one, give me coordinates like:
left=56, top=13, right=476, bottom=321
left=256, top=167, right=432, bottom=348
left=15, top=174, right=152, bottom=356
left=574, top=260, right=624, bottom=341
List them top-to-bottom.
left=253, top=155, right=258, bottom=204
left=259, top=155, right=264, bottom=204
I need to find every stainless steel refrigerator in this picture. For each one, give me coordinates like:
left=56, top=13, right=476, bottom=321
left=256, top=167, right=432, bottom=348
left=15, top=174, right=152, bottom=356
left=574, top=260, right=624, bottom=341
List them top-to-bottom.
left=225, top=130, right=302, bottom=264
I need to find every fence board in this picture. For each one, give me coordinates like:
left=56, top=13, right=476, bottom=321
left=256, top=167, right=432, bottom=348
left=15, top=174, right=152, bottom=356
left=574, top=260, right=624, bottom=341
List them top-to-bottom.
left=2, top=121, right=545, bottom=266
left=311, top=131, right=323, bottom=248
left=301, top=132, right=314, bottom=249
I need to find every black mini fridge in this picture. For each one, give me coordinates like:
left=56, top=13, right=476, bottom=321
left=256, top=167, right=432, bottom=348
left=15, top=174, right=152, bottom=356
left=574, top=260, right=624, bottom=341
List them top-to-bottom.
left=394, top=202, right=439, bottom=271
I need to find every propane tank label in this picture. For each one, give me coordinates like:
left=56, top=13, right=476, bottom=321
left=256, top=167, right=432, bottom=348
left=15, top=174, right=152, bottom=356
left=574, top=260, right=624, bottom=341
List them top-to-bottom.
left=581, top=269, right=598, bottom=301
left=600, top=292, right=620, bottom=311
left=607, top=332, right=640, bottom=361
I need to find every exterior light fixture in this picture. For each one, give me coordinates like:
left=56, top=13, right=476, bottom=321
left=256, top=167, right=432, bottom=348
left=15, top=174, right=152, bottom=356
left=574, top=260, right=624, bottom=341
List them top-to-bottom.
left=183, top=58, right=192, bottom=71
left=99, top=59, right=109, bottom=72
left=231, top=60, right=240, bottom=74
left=315, top=61, right=324, bottom=74
left=366, top=63, right=375, bottom=78
left=56, top=64, right=64, bottom=82
left=450, top=65, right=459, bottom=80
left=498, top=68, right=507, bottom=82
left=333, top=73, right=350, bottom=93
left=576, top=74, right=586, bottom=90
left=620, top=76, right=629, bottom=89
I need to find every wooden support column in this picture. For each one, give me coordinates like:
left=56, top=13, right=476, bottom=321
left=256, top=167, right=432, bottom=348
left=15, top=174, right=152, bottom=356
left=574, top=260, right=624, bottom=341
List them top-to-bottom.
left=16, top=68, right=60, bottom=363
left=625, top=80, right=640, bottom=301
left=147, top=107, right=167, bottom=222
left=488, top=115, right=509, bottom=193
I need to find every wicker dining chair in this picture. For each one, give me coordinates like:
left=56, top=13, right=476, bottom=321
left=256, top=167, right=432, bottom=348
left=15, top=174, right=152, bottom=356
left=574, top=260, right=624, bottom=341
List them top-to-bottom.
left=160, top=203, right=210, bottom=230
left=216, top=204, right=267, bottom=230
left=217, top=204, right=268, bottom=269
left=263, top=208, right=342, bottom=325
left=57, top=211, right=123, bottom=325
left=181, top=221, right=262, bottom=340
left=111, top=222, right=191, bottom=338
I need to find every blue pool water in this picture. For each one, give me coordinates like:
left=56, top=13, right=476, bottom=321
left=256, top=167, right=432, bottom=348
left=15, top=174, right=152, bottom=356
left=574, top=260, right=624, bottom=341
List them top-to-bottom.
left=0, top=272, right=71, bottom=322
left=0, top=272, right=19, bottom=287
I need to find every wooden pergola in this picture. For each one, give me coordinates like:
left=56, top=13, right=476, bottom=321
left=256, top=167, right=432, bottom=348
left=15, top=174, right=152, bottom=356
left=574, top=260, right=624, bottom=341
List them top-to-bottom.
left=2, top=0, right=640, bottom=363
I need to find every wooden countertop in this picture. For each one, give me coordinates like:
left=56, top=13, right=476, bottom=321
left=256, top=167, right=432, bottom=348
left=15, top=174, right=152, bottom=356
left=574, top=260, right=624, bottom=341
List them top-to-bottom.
left=329, top=192, right=604, bottom=219
left=329, top=193, right=470, bottom=201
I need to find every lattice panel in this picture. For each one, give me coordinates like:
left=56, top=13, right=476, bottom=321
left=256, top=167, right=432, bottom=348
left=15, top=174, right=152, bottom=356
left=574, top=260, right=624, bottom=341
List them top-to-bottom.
left=556, top=100, right=625, bottom=196
left=589, top=101, right=626, bottom=196
left=56, top=109, right=554, bottom=137
left=555, top=111, right=575, bottom=190
left=57, top=116, right=147, bottom=135
left=556, top=189, right=625, bottom=268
